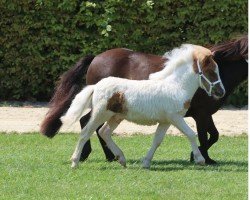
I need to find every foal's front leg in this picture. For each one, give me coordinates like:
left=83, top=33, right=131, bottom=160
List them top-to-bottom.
left=171, top=115, right=205, bottom=165
left=142, top=123, right=170, bottom=169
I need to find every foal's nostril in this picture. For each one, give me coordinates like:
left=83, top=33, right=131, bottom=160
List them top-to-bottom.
left=215, top=88, right=225, bottom=97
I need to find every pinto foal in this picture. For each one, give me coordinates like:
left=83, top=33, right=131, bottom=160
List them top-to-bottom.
left=61, top=44, right=225, bottom=169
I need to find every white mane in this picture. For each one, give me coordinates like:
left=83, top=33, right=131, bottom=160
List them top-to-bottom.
left=149, top=44, right=194, bottom=80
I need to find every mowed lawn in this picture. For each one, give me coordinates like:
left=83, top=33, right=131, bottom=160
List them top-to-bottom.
left=0, top=133, right=247, bottom=200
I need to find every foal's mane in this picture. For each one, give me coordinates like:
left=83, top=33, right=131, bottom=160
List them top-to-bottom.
left=210, top=35, right=248, bottom=61
left=149, top=44, right=194, bottom=80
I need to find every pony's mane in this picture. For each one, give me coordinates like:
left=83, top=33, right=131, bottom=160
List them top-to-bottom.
left=210, top=35, right=248, bottom=61
left=149, top=44, right=194, bottom=80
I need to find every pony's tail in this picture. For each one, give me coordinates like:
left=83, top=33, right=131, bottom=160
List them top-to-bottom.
left=40, top=55, right=95, bottom=138
left=61, top=85, right=94, bottom=126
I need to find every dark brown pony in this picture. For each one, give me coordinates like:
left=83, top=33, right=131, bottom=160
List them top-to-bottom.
left=40, top=36, right=248, bottom=164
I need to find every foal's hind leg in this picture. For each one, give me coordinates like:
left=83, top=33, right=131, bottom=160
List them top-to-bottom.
left=71, top=113, right=110, bottom=168
left=170, top=115, right=205, bottom=165
left=98, top=117, right=126, bottom=167
left=142, top=123, right=170, bottom=169
left=96, top=126, right=116, bottom=162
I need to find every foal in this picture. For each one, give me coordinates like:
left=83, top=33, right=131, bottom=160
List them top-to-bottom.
left=61, top=44, right=225, bottom=168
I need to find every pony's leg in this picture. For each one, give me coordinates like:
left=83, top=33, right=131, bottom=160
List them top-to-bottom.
left=79, top=112, right=92, bottom=162
left=194, top=114, right=209, bottom=161
left=171, top=115, right=205, bottom=165
left=189, top=115, right=208, bottom=163
left=191, top=115, right=218, bottom=164
left=205, top=116, right=219, bottom=164
left=207, top=116, right=219, bottom=150
left=98, top=117, right=126, bottom=167
left=142, top=123, right=170, bottom=169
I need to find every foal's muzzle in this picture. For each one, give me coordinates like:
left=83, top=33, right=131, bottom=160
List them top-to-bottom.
left=212, top=86, right=226, bottom=99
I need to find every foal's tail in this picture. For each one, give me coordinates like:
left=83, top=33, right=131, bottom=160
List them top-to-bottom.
left=40, top=55, right=95, bottom=138
left=61, top=85, right=95, bottom=126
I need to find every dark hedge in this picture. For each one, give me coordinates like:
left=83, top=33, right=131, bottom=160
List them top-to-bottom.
left=0, top=0, right=248, bottom=105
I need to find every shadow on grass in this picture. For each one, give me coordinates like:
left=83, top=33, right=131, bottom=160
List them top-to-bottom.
left=62, top=157, right=247, bottom=172
left=62, top=158, right=119, bottom=165
left=127, top=159, right=248, bottom=172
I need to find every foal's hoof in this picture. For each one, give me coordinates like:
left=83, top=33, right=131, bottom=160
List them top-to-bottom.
left=190, top=152, right=218, bottom=165
left=194, top=155, right=205, bottom=165
left=116, top=156, right=126, bottom=168
left=71, top=157, right=80, bottom=168
left=142, top=158, right=151, bottom=169
left=71, top=161, right=78, bottom=169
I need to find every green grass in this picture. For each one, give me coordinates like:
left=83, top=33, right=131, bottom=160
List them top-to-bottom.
left=0, top=133, right=247, bottom=200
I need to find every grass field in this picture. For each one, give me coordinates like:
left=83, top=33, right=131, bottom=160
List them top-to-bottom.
left=0, top=133, right=247, bottom=200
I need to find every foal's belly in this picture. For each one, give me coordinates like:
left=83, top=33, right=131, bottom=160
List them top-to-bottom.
left=124, top=110, right=170, bottom=126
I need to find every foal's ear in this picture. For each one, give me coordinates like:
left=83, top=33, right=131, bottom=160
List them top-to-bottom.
left=201, top=55, right=216, bottom=71
left=192, top=57, right=199, bottom=73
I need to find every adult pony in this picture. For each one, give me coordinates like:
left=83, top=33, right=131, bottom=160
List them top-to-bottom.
left=40, top=36, right=248, bottom=164
left=61, top=44, right=225, bottom=168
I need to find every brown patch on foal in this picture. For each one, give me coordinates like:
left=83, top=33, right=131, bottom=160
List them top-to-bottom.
left=192, top=45, right=215, bottom=73
left=193, top=54, right=216, bottom=73
left=201, top=55, right=216, bottom=71
left=107, top=92, right=127, bottom=113
left=184, top=100, right=191, bottom=109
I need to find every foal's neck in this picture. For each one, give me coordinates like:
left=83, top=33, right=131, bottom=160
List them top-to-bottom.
left=166, top=65, right=199, bottom=99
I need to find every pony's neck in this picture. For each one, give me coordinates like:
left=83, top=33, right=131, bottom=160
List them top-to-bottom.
left=219, top=60, right=248, bottom=95
left=166, top=65, right=199, bottom=99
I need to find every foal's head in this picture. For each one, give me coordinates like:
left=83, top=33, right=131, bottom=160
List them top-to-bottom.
left=193, top=46, right=225, bottom=99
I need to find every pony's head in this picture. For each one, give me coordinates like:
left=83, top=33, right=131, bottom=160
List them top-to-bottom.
left=211, top=35, right=248, bottom=61
left=193, top=45, right=225, bottom=99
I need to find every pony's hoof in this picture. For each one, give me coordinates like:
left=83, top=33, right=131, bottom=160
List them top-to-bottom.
left=190, top=152, right=194, bottom=163
left=142, top=158, right=151, bottom=169
left=205, top=158, right=218, bottom=165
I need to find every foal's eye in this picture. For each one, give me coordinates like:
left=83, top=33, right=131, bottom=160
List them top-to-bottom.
left=207, top=71, right=218, bottom=81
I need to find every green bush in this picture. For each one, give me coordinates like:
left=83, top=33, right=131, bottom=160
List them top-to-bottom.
left=0, top=0, right=248, bottom=105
